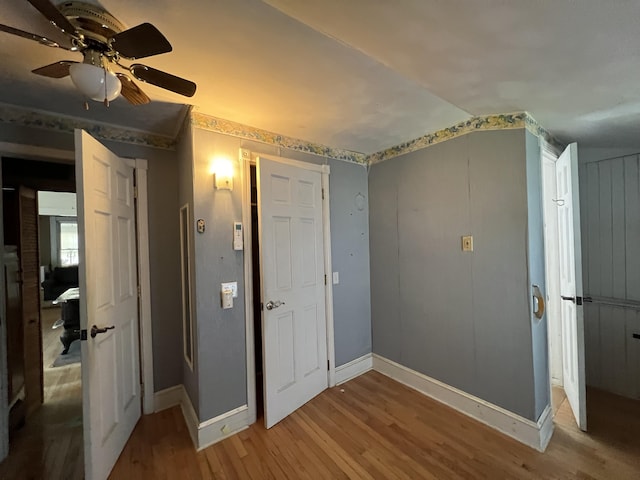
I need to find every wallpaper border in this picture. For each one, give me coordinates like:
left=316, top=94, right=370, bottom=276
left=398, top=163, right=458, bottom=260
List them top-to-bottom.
left=0, top=103, right=176, bottom=150
left=0, top=103, right=560, bottom=164
left=190, top=112, right=367, bottom=164
left=367, top=112, right=562, bottom=164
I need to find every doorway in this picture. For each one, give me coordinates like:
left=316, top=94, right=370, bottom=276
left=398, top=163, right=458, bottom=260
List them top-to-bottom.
left=541, top=147, right=564, bottom=412
left=243, top=152, right=334, bottom=429
left=0, top=157, right=83, bottom=479
left=249, top=164, right=264, bottom=418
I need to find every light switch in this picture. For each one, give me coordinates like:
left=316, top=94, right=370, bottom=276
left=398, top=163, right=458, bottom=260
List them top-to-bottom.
left=462, top=235, right=473, bottom=252
left=332, top=272, right=339, bottom=284
left=221, top=288, right=233, bottom=309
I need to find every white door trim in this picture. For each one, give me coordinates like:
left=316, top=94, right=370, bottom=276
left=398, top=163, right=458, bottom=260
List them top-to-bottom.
left=540, top=143, right=563, bottom=389
left=240, top=149, right=257, bottom=425
left=240, top=150, right=335, bottom=423
left=0, top=158, right=7, bottom=462
left=134, top=159, right=154, bottom=414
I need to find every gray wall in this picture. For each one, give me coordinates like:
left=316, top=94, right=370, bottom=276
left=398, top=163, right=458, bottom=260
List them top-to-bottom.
left=177, top=121, right=199, bottom=413
left=0, top=124, right=183, bottom=392
left=189, top=127, right=371, bottom=421
left=191, top=128, right=248, bottom=421
left=369, top=129, right=540, bottom=420
left=525, top=131, right=550, bottom=418
left=329, top=160, right=371, bottom=365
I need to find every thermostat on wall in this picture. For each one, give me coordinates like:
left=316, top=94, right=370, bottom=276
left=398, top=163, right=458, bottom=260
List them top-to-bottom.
left=233, top=222, right=243, bottom=250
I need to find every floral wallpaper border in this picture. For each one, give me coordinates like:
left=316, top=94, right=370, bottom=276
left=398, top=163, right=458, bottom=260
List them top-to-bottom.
left=0, top=103, right=176, bottom=150
left=0, top=104, right=561, bottom=165
left=191, top=112, right=367, bottom=165
left=367, top=112, right=562, bottom=165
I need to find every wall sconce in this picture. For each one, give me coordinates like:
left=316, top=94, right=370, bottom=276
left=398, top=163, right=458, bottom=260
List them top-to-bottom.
left=211, top=156, right=234, bottom=191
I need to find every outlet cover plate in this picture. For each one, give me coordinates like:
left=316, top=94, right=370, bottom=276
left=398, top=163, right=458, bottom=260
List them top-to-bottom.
left=462, top=235, right=473, bottom=252
left=221, top=282, right=238, bottom=298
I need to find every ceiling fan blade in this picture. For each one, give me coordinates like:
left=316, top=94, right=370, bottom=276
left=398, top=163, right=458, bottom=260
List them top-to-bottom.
left=27, top=0, right=78, bottom=36
left=0, top=23, right=71, bottom=49
left=110, top=23, right=172, bottom=59
left=32, top=61, right=77, bottom=78
left=129, top=64, right=196, bottom=97
left=116, top=73, right=151, bottom=105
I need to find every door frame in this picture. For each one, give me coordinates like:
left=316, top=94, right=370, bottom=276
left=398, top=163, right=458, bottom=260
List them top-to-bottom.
left=0, top=142, right=155, bottom=463
left=540, top=142, right=563, bottom=389
left=240, top=149, right=335, bottom=424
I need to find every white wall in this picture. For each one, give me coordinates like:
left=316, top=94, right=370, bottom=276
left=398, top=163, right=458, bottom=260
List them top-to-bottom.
left=579, top=148, right=640, bottom=399
left=37, top=191, right=77, bottom=217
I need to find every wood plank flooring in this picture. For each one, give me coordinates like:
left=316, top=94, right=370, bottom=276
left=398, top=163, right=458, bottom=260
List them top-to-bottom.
left=0, top=307, right=83, bottom=480
left=112, top=371, right=640, bottom=480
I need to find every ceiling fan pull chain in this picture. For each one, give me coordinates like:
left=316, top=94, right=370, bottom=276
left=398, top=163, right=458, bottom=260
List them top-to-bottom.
left=103, top=68, right=109, bottom=107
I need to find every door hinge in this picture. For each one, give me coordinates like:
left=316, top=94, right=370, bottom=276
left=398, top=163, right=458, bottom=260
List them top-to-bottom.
left=134, top=186, right=138, bottom=199
left=321, top=188, right=325, bottom=200
left=324, top=274, right=327, bottom=285
left=137, top=285, right=142, bottom=298
left=80, top=329, right=87, bottom=341
left=327, top=360, right=330, bottom=371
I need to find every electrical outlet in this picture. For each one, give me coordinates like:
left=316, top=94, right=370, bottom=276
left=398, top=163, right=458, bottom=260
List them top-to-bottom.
left=462, top=235, right=473, bottom=252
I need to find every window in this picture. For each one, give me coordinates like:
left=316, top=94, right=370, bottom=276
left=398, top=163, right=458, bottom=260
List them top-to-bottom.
left=58, top=220, right=79, bottom=266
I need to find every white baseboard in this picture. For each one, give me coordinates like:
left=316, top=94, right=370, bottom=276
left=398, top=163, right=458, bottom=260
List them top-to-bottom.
left=335, top=353, right=373, bottom=385
left=372, top=354, right=554, bottom=452
left=153, top=385, right=184, bottom=413
left=159, top=385, right=250, bottom=451
left=196, top=405, right=251, bottom=451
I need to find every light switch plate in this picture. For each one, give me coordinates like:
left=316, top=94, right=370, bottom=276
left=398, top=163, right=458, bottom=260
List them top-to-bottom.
left=462, top=235, right=473, bottom=252
left=332, top=272, right=339, bottom=284
left=221, top=282, right=238, bottom=298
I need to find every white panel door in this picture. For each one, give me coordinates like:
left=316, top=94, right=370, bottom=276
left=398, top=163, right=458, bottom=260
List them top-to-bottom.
left=76, top=130, right=140, bottom=479
left=556, top=142, right=587, bottom=431
left=541, top=153, right=563, bottom=386
left=258, top=156, right=328, bottom=429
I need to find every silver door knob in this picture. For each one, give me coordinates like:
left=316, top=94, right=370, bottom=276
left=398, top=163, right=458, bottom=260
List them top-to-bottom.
left=265, top=300, right=285, bottom=310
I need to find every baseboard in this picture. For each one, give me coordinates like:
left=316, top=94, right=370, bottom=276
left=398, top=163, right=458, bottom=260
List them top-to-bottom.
left=335, top=353, right=373, bottom=385
left=372, top=354, right=554, bottom=452
left=153, top=385, right=184, bottom=413
left=174, top=386, right=251, bottom=451
left=179, top=387, right=200, bottom=450
left=196, top=405, right=251, bottom=451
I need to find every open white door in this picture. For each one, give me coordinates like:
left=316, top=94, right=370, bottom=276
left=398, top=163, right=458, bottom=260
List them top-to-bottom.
left=76, top=130, right=141, bottom=479
left=556, top=142, right=587, bottom=431
left=258, top=156, right=328, bottom=429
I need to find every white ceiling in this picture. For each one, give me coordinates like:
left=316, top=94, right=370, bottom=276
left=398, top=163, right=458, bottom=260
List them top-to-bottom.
left=1, top=0, right=639, bottom=153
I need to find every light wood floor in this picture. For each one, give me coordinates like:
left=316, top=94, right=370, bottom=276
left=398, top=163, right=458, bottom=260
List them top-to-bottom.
left=0, top=307, right=83, bottom=480
left=112, top=371, right=640, bottom=480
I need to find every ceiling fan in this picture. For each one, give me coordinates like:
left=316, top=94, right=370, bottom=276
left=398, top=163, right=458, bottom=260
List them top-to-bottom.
left=0, top=0, right=197, bottom=107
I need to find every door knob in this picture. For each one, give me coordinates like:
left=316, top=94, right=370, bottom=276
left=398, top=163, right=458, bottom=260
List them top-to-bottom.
left=265, top=300, right=285, bottom=310
left=91, top=324, right=115, bottom=338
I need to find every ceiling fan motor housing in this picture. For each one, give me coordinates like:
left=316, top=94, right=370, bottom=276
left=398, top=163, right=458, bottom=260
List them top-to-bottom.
left=58, top=1, right=125, bottom=51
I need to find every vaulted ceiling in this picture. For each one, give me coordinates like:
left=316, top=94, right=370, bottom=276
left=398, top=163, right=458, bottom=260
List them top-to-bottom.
left=1, top=0, right=639, bottom=154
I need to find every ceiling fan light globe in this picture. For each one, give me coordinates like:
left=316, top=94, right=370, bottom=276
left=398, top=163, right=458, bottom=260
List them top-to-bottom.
left=69, top=63, right=121, bottom=102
